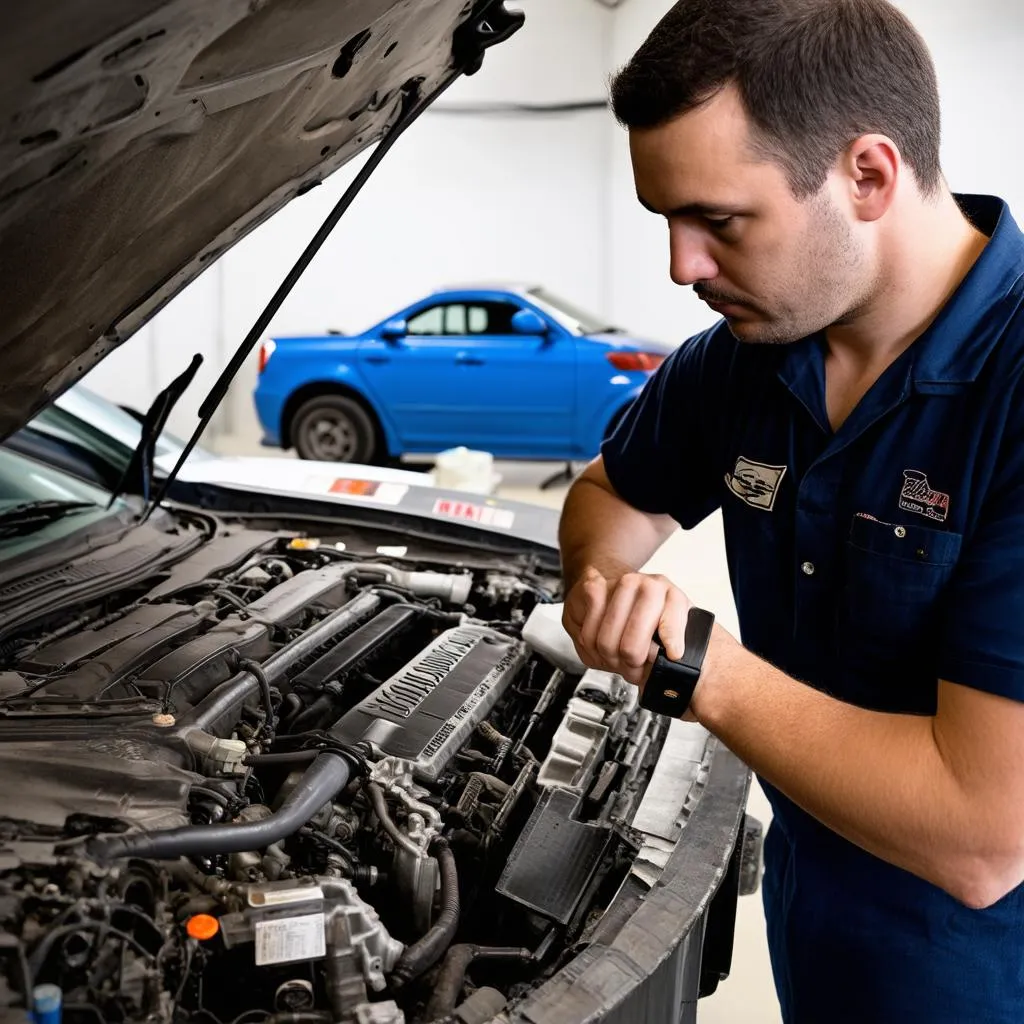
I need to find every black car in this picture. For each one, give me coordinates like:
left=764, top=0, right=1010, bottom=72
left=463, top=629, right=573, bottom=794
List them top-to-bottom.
left=0, top=4, right=758, bottom=1024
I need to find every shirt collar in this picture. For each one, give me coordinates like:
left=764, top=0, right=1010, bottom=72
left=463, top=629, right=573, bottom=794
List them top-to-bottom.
left=778, top=194, right=1024, bottom=402
left=909, top=194, right=1024, bottom=386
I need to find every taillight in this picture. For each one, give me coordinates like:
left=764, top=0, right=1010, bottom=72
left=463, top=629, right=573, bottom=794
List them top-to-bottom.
left=258, top=339, right=277, bottom=374
left=606, top=351, right=666, bottom=372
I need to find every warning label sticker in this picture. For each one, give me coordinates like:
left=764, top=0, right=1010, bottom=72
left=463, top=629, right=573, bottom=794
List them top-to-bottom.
left=305, top=477, right=408, bottom=507
left=432, top=499, right=515, bottom=529
left=254, top=913, right=326, bottom=966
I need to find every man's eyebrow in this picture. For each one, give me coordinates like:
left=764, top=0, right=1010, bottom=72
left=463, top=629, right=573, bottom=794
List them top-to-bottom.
left=636, top=194, right=747, bottom=218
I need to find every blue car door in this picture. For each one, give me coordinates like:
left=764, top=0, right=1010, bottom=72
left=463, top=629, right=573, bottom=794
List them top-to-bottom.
left=359, top=299, right=576, bottom=455
left=441, top=299, right=576, bottom=456
left=357, top=302, right=477, bottom=450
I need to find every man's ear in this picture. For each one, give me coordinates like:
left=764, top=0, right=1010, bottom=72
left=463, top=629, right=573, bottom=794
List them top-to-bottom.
left=840, top=134, right=901, bottom=223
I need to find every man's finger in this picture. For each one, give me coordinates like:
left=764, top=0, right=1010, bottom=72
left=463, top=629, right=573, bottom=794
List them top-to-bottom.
left=576, top=571, right=610, bottom=661
left=594, top=574, right=642, bottom=667
left=617, top=577, right=674, bottom=670
left=657, top=587, right=693, bottom=662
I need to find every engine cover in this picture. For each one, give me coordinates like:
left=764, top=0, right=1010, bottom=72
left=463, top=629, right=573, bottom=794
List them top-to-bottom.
left=330, top=624, right=527, bottom=781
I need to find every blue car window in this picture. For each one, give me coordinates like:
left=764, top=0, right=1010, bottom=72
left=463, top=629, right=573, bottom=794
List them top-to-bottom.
left=406, top=301, right=524, bottom=337
left=477, top=303, right=518, bottom=334
left=446, top=304, right=468, bottom=334
left=407, top=306, right=445, bottom=335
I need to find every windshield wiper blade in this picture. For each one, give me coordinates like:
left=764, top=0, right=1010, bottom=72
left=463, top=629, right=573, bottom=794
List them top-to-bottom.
left=107, top=353, right=203, bottom=511
left=0, top=500, right=95, bottom=538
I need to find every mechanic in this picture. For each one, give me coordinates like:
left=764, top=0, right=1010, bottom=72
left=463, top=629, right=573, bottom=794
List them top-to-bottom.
left=558, top=1, right=1024, bottom=1021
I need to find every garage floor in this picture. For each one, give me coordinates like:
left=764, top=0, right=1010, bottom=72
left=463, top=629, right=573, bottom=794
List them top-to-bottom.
left=213, top=441, right=782, bottom=1022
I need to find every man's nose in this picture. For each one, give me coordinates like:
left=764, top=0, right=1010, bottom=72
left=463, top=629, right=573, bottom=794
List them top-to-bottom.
left=669, top=222, right=718, bottom=286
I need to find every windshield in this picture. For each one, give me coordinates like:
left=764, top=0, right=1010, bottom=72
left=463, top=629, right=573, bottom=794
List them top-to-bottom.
left=526, top=287, right=619, bottom=335
left=31, top=385, right=214, bottom=472
left=0, top=449, right=127, bottom=560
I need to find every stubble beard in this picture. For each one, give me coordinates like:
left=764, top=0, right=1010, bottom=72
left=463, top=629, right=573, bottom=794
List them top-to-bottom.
left=723, top=192, right=870, bottom=346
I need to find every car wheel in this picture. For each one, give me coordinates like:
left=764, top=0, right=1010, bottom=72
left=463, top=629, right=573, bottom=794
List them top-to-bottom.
left=292, top=395, right=378, bottom=463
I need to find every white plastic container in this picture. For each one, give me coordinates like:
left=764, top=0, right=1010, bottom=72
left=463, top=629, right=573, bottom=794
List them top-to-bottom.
left=433, top=446, right=501, bottom=494
left=522, top=603, right=588, bottom=674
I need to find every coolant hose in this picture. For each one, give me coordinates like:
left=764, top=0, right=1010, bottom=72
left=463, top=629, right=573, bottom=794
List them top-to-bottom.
left=350, top=565, right=472, bottom=605
left=87, top=752, right=352, bottom=862
left=366, top=782, right=420, bottom=857
left=390, top=838, right=460, bottom=989
left=423, top=944, right=532, bottom=1020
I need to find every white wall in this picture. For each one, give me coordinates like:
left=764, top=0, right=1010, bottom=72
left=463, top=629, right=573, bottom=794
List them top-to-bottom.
left=84, top=0, right=614, bottom=446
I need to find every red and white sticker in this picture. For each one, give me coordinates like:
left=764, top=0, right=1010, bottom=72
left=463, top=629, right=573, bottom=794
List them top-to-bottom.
left=305, top=477, right=408, bottom=507
left=432, top=499, right=515, bottom=529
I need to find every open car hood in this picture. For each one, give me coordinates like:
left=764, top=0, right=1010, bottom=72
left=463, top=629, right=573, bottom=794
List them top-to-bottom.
left=0, top=0, right=522, bottom=440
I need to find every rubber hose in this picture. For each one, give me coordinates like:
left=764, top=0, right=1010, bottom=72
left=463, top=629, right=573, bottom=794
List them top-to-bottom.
left=237, top=657, right=275, bottom=736
left=288, top=690, right=338, bottom=735
left=242, top=750, right=319, bottom=767
left=87, top=753, right=351, bottom=861
left=366, top=781, right=420, bottom=856
left=391, top=839, right=460, bottom=989
left=423, top=945, right=532, bottom=1020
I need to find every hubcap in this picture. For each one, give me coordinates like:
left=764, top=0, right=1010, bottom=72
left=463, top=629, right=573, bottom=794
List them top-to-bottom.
left=306, top=413, right=357, bottom=461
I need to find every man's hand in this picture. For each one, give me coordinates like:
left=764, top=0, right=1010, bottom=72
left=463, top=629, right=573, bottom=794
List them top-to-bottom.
left=562, top=566, right=692, bottom=685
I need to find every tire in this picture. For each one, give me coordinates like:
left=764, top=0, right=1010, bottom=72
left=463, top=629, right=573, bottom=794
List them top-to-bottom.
left=291, top=394, right=378, bottom=463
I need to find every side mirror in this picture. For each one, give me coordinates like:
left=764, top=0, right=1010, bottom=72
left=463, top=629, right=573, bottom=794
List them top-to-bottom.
left=511, top=309, right=548, bottom=336
left=380, top=318, right=407, bottom=342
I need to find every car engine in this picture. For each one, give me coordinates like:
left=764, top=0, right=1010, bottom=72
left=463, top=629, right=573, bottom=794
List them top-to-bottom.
left=0, top=514, right=666, bottom=1024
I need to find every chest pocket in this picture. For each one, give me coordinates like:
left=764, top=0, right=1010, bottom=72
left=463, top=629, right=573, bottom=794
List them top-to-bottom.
left=837, top=515, right=962, bottom=712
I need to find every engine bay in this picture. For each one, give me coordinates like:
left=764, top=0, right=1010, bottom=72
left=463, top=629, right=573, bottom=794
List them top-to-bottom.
left=0, top=508, right=682, bottom=1024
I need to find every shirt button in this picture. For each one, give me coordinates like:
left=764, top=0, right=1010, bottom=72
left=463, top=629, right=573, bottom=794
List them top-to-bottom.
left=801, top=561, right=816, bottom=576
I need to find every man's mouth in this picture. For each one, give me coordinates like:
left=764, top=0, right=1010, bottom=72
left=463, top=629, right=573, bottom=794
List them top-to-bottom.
left=695, top=287, right=748, bottom=309
left=699, top=293, right=751, bottom=316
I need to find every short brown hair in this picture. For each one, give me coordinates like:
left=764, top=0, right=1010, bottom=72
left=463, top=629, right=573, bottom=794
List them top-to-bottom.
left=610, top=0, right=942, bottom=198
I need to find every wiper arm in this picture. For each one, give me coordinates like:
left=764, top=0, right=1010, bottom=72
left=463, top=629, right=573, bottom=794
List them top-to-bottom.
left=107, top=353, right=203, bottom=510
left=0, top=500, right=95, bottom=538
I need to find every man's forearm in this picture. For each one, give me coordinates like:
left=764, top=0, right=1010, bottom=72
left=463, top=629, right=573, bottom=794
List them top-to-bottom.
left=559, top=469, right=676, bottom=587
left=698, top=633, right=1021, bottom=908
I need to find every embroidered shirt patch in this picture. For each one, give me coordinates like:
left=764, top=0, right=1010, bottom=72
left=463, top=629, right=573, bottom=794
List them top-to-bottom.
left=725, top=457, right=788, bottom=512
left=899, top=470, right=950, bottom=523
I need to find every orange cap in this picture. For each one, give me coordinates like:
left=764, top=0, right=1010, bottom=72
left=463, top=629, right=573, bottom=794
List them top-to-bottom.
left=186, top=914, right=220, bottom=941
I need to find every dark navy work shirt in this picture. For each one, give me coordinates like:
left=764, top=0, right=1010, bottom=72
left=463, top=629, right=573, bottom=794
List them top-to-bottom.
left=602, top=195, right=1024, bottom=1022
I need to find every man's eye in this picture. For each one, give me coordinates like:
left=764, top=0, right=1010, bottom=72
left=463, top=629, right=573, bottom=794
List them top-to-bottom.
left=706, top=216, right=735, bottom=230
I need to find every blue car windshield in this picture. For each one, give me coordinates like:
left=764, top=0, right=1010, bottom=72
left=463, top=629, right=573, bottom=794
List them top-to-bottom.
left=526, top=287, right=618, bottom=335
left=0, top=449, right=127, bottom=560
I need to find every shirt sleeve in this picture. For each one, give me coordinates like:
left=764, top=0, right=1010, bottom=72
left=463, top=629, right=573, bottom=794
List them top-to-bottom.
left=600, top=324, right=733, bottom=530
left=937, top=390, right=1024, bottom=702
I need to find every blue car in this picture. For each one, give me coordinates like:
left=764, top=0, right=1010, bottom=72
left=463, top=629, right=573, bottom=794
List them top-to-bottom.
left=254, top=284, right=672, bottom=463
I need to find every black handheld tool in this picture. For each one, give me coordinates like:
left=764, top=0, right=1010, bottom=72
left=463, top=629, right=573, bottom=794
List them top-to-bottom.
left=639, top=607, right=716, bottom=718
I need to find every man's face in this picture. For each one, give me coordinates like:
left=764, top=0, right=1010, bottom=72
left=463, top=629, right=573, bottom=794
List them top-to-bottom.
left=629, top=85, right=871, bottom=344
